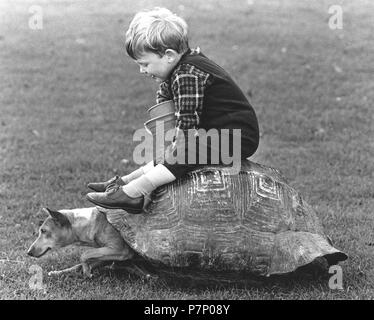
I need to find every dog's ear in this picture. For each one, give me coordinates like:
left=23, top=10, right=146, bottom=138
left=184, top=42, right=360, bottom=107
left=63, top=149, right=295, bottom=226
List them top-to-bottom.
left=44, top=207, right=70, bottom=227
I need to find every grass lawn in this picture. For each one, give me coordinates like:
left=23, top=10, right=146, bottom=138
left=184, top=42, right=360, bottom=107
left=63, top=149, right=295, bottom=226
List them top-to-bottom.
left=0, top=0, right=373, bottom=299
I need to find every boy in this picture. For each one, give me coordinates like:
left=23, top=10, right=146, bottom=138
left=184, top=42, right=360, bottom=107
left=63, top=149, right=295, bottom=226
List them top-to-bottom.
left=86, top=7, right=259, bottom=213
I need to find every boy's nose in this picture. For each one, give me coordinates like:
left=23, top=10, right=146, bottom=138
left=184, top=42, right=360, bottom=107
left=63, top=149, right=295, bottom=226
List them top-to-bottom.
left=140, top=66, right=147, bottom=74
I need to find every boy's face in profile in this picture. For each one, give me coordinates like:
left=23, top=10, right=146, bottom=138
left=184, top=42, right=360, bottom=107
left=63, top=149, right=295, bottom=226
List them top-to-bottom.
left=135, top=50, right=180, bottom=83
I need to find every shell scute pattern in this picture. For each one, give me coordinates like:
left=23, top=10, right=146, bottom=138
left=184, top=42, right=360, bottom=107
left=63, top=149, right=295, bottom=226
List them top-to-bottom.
left=103, top=160, right=347, bottom=275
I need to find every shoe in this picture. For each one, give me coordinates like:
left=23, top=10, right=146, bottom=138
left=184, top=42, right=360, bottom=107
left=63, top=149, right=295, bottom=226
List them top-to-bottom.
left=87, top=175, right=126, bottom=192
left=86, top=185, right=144, bottom=214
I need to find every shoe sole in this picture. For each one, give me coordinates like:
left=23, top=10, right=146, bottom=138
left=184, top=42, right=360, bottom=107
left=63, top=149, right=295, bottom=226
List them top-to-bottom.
left=86, top=195, right=143, bottom=214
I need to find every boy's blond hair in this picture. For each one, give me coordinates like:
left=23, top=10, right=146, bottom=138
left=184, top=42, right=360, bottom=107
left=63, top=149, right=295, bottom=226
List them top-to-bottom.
left=125, top=7, right=189, bottom=59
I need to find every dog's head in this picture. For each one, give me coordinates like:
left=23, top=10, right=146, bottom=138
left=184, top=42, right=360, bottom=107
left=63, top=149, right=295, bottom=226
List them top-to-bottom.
left=27, top=208, right=72, bottom=258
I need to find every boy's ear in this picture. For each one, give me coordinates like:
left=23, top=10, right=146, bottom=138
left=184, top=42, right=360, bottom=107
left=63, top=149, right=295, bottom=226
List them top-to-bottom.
left=164, top=49, right=179, bottom=62
left=43, top=207, right=70, bottom=227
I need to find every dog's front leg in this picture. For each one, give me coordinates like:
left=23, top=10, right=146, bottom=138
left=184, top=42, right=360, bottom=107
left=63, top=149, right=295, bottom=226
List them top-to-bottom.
left=80, top=246, right=133, bottom=278
left=48, top=263, right=83, bottom=276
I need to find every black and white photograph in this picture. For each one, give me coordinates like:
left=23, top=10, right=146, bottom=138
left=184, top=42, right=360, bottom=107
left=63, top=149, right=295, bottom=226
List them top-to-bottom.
left=0, top=0, right=373, bottom=303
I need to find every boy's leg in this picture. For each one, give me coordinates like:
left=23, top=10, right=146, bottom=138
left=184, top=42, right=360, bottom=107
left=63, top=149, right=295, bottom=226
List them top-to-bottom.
left=121, top=160, right=154, bottom=184
left=87, top=161, right=154, bottom=192
left=86, top=163, right=175, bottom=212
left=122, top=163, right=175, bottom=197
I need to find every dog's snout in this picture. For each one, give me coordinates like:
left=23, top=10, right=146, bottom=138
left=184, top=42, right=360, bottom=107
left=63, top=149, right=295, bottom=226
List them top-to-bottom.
left=27, top=248, right=34, bottom=257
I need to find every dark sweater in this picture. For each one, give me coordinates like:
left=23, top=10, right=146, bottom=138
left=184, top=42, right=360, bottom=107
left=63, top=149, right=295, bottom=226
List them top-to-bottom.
left=179, top=50, right=259, bottom=157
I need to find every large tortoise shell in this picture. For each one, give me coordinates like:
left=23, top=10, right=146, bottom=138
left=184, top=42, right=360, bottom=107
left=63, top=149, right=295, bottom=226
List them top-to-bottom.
left=102, top=160, right=347, bottom=276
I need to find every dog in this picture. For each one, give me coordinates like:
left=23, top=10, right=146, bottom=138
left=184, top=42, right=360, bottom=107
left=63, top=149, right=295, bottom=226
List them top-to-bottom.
left=27, top=207, right=141, bottom=278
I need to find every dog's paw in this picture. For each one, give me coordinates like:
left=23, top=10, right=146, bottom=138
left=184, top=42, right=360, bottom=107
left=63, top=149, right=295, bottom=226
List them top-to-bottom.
left=81, top=264, right=93, bottom=278
left=82, top=271, right=93, bottom=279
left=146, top=273, right=159, bottom=281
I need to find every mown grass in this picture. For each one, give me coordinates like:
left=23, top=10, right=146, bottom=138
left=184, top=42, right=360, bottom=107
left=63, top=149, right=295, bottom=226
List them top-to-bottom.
left=0, top=0, right=373, bottom=299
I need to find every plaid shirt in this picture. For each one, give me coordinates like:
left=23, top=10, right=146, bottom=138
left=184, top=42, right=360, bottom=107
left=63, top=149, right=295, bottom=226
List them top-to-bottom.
left=155, top=49, right=211, bottom=161
left=156, top=61, right=211, bottom=135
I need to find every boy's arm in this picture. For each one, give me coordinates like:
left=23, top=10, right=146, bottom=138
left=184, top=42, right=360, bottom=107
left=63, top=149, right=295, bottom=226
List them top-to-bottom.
left=168, top=66, right=210, bottom=154
left=171, top=67, right=210, bottom=131
left=156, top=80, right=172, bottom=104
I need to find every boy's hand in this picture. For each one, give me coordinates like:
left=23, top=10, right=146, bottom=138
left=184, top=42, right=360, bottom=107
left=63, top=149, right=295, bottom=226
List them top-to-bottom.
left=158, top=128, right=199, bottom=165
left=154, top=141, right=177, bottom=164
left=164, top=142, right=177, bottom=164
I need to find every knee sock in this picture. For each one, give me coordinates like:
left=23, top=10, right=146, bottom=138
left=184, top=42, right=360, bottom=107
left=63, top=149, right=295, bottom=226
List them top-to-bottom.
left=120, top=161, right=154, bottom=184
left=122, top=164, right=176, bottom=198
